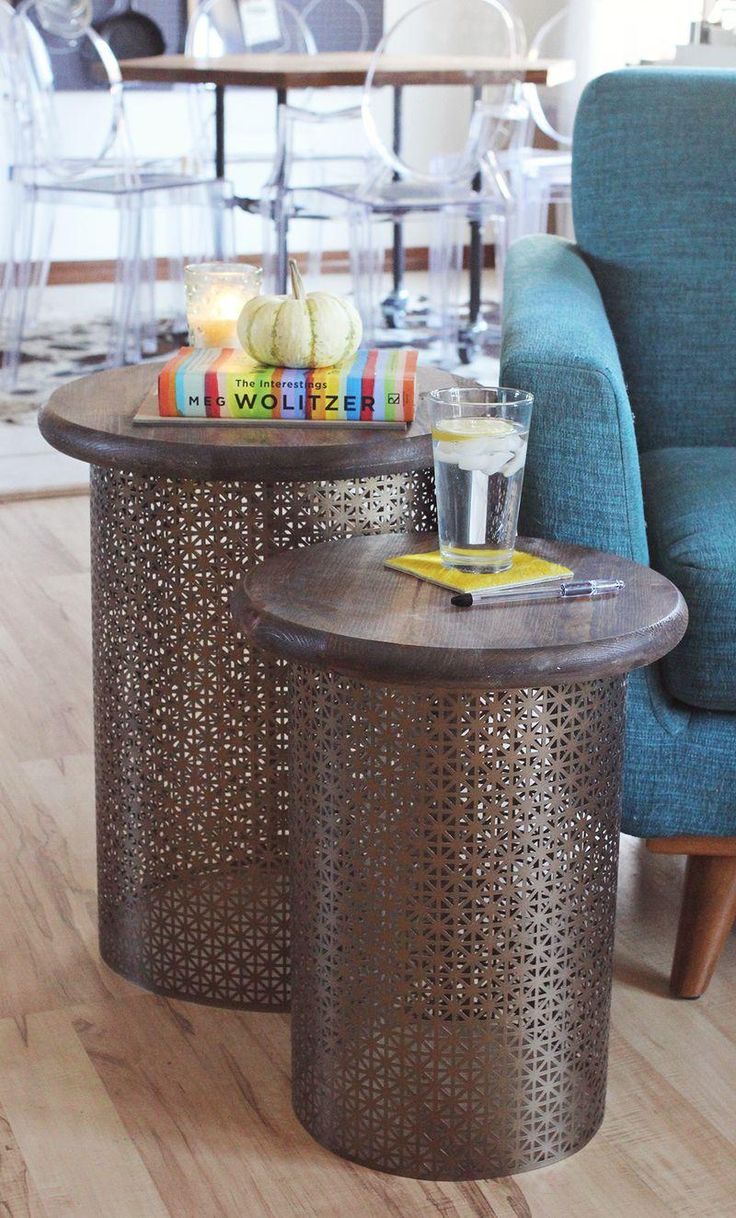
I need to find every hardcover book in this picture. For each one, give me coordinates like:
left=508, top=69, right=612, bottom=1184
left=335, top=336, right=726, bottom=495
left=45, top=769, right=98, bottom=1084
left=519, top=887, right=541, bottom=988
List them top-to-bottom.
left=149, top=347, right=419, bottom=427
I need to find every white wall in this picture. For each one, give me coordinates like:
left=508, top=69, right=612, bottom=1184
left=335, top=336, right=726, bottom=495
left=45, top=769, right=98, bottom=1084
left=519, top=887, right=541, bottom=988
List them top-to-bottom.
left=567, top=0, right=700, bottom=97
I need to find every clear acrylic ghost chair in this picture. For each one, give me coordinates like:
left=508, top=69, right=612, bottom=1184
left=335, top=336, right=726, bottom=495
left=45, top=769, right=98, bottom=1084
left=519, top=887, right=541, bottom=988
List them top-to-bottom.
left=0, top=0, right=18, bottom=332
left=1, top=0, right=232, bottom=392
left=185, top=0, right=315, bottom=176
left=186, top=0, right=313, bottom=56
left=255, top=0, right=377, bottom=290
left=259, top=0, right=524, bottom=350
left=297, top=0, right=370, bottom=113
left=332, top=0, right=524, bottom=354
left=503, top=7, right=574, bottom=243
left=429, top=8, right=581, bottom=359
left=259, top=100, right=370, bottom=292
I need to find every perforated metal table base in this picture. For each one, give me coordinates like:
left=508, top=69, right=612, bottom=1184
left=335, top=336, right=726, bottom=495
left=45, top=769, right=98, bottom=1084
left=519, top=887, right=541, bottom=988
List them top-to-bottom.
left=91, top=466, right=436, bottom=1009
left=289, top=669, right=627, bottom=1179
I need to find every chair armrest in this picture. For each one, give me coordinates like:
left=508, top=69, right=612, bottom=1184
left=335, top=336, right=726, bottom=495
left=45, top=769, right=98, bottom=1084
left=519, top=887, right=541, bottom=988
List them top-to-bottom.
left=501, top=235, right=648, bottom=565
left=503, top=238, right=691, bottom=812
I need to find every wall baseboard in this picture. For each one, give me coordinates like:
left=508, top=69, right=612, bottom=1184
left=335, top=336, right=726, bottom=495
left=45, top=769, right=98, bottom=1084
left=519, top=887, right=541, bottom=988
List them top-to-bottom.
left=47, top=245, right=496, bottom=285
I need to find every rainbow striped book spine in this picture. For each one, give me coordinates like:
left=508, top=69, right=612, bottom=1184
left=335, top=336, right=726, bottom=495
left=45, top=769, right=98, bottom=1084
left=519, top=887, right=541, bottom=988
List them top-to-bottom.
left=157, top=348, right=418, bottom=424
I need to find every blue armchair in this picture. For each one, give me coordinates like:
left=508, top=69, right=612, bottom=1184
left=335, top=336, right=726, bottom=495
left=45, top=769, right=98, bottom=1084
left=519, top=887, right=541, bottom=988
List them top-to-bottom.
left=501, top=68, right=736, bottom=997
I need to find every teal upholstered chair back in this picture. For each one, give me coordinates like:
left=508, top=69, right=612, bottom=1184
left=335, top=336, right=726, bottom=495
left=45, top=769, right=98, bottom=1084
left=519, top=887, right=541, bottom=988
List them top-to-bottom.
left=501, top=69, right=736, bottom=847
left=573, top=69, right=736, bottom=452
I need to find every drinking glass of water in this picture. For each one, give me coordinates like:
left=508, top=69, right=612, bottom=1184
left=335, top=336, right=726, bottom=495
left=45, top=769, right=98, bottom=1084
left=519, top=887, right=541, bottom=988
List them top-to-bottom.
left=429, top=387, right=534, bottom=573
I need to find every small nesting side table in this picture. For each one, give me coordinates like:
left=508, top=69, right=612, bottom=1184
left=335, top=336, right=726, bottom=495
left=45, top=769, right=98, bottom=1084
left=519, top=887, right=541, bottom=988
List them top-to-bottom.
left=40, top=362, right=463, bottom=1010
left=233, top=532, right=687, bottom=1180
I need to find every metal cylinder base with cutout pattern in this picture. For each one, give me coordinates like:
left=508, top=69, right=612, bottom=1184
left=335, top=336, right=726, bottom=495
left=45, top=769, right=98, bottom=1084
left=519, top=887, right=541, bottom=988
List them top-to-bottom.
left=90, top=466, right=436, bottom=1010
left=289, top=668, right=627, bottom=1179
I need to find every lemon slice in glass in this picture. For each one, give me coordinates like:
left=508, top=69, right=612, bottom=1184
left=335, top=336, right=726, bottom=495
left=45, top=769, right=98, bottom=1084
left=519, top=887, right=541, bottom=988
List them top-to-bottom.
left=432, top=416, right=517, bottom=443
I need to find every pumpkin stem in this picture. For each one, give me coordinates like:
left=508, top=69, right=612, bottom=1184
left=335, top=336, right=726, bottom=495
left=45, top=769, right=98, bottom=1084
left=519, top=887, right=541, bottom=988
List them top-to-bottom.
left=289, top=258, right=305, bottom=301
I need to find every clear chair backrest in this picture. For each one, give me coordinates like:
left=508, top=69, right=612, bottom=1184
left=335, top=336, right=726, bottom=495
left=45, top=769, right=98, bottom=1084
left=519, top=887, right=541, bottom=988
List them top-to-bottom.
left=0, top=0, right=15, bottom=96
left=0, top=0, right=17, bottom=271
left=12, top=0, right=126, bottom=179
left=33, top=0, right=94, bottom=39
left=186, top=0, right=316, bottom=57
left=301, top=0, right=371, bottom=51
left=362, top=0, right=524, bottom=185
left=525, top=6, right=573, bottom=146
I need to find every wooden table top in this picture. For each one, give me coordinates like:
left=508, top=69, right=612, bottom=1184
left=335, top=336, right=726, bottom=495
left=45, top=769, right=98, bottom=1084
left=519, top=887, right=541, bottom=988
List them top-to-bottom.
left=120, top=52, right=574, bottom=90
left=39, top=362, right=467, bottom=482
left=232, top=533, right=688, bottom=688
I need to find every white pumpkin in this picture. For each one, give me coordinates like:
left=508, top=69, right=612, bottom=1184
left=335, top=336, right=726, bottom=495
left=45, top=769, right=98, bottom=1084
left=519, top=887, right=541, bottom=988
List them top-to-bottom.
left=237, top=260, right=362, bottom=368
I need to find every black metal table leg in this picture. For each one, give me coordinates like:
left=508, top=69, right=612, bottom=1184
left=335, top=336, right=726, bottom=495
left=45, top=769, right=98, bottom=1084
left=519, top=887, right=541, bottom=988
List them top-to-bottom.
left=214, top=84, right=226, bottom=259
left=215, top=84, right=226, bottom=179
left=381, top=85, right=409, bottom=328
left=275, top=86, right=290, bottom=293
left=458, top=86, right=489, bottom=363
left=468, top=168, right=484, bottom=326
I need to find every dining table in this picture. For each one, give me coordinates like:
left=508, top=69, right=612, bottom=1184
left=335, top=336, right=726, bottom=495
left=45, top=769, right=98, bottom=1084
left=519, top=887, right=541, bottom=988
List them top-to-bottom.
left=121, top=51, right=574, bottom=354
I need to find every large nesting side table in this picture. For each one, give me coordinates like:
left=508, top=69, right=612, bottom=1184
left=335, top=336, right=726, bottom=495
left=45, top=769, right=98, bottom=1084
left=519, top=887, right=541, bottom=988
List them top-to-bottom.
left=40, top=362, right=463, bottom=1010
left=233, top=532, right=687, bottom=1180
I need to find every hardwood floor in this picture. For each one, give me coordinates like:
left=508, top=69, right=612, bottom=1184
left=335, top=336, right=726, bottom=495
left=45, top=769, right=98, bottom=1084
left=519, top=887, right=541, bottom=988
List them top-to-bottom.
left=0, top=494, right=734, bottom=1218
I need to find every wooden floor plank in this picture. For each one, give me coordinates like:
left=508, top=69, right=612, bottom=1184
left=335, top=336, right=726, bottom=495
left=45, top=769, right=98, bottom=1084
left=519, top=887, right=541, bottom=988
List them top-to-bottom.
left=0, top=497, right=89, bottom=580
left=0, top=498, right=92, bottom=764
left=0, top=754, right=127, bottom=1021
left=611, top=982, right=736, bottom=1146
left=72, top=997, right=526, bottom=1218
left=0, top=1011, right=170, bottom=1218
left=604, top=1026, right=736, bottom=1217
left=0, top=1096, right=50, bottom=1218
left=500, top=1138, right=672, bottom=1218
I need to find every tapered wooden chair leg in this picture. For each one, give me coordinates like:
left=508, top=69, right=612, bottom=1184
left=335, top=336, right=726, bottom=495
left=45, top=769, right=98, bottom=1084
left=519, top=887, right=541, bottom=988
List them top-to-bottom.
left=670, top=855, right=736, bottom=998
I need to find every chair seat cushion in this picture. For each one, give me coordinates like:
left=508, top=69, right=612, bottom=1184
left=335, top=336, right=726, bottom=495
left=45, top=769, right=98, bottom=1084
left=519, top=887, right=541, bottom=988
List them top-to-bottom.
left=641, top=446, right=736, bottom=710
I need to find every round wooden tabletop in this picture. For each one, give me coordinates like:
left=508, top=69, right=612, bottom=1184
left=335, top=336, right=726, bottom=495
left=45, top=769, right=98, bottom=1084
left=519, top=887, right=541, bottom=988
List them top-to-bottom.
left=39, top=362, right=467, bottom=483
left=232, top=533, right=688, bottom=689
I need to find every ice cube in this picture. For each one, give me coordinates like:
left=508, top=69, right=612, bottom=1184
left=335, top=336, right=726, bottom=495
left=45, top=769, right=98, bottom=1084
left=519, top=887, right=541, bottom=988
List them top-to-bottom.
left=480, top=433, right=521, bottom=455
left=458, top=437, right=502, bottom=459
left=503, top=441, right=528, bottom=476
left=435, top=442, right=461, bottom=463
left=459, top=451, right=514, bottom=475
left=457, top=453, right=490, bottom=471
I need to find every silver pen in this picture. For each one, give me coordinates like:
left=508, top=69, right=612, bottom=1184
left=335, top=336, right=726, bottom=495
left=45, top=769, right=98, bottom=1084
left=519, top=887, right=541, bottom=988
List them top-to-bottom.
left=451, top=578, right=625, bottom=609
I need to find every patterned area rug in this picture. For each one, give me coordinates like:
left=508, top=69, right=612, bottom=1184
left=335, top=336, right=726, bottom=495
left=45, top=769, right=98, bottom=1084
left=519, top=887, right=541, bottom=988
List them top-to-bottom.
left=0, top=317, right=185, bottom=420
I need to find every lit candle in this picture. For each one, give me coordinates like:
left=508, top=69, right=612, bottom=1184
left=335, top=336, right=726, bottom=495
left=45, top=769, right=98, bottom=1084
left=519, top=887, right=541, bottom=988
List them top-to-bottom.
left=185, top=262, right=262, bottom=349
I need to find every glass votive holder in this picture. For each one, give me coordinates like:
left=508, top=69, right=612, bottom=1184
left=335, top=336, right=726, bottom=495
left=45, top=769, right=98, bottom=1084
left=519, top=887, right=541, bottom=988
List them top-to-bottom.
left=185, top=262, right=262, bottom=349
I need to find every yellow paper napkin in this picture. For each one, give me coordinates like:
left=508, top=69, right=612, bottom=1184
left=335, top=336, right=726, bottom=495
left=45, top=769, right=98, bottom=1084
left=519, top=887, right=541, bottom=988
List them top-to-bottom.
left=384, top=549, right=573, bottom=594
